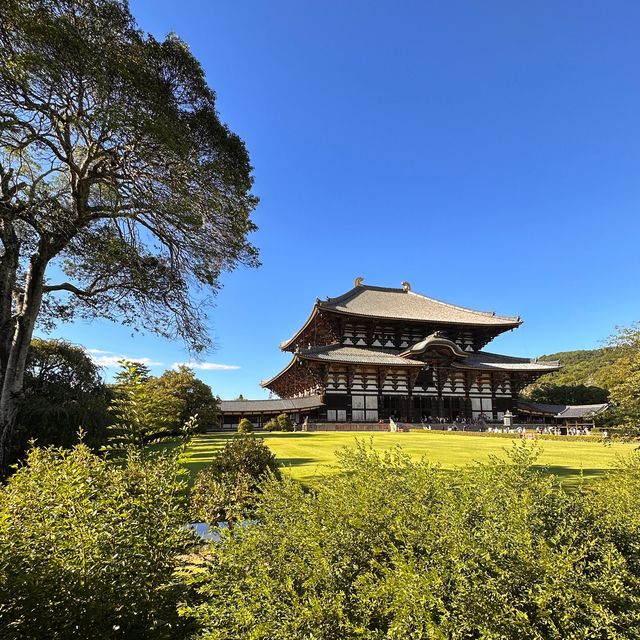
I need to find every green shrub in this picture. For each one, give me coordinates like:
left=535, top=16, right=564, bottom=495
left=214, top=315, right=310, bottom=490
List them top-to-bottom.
left=276, top=412, right=293, bottom=431
left=237, top=418, right=254, bottom=433
left=263, top=418, right=278, bottom=431
left=191, top=436, right=280, bottom=524
left=182, top=441, right=640, bottom=638
left=0, top=444, right=196, bottom=640
left=190, top=469, right=254, bottom=525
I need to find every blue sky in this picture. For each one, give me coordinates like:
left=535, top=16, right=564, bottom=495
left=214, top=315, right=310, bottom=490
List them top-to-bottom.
left=42, top=0, right=640, bottom=399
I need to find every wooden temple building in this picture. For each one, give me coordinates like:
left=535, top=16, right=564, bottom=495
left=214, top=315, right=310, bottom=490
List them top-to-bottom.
left=219, top=279, right=560, bottom=428
left=515, top=400, right=609, bottom=430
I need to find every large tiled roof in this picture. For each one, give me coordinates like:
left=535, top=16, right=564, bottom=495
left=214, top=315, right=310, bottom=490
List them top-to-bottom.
left=318, top=285, right=521, bottom=326
left=300, top=344, right=424, bottom=367
left=452, top=351, right=561, bottom=372
left=220, top=395, right=325, bottom=414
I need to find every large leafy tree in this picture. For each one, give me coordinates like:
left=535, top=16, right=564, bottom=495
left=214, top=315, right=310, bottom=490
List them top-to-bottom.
left=0, top=0, right=258, bottom=473
left=105, top=362, right=217, bottom=454
left=146, top=365, right=219, bottom=432
left=525, top=383, right=609, bottom=405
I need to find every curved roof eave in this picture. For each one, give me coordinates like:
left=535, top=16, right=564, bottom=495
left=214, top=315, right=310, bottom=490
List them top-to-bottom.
left=279, top=303, right=319, bottom=351
left=400, top=334, right=470, bottom=359
left=260, top=355, right=299, bottom=388
left=450, top=361, right=561, bottom=373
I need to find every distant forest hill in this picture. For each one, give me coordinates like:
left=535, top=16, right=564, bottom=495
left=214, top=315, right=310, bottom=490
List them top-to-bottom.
left=521, top=347, right=625, bottom=405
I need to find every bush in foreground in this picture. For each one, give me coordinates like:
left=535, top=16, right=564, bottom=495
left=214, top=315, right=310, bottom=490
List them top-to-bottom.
left=191, top=436, right=280, bottom=523
left=183, top=441, right=640, bottom=639
left=0, top=444, right=196, bottom=640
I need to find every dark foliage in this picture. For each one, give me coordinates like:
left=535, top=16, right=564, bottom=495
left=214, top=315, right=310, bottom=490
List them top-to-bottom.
left=10, top=339, right=111, bottom=466
left=527, top=383, right=609, bottom=405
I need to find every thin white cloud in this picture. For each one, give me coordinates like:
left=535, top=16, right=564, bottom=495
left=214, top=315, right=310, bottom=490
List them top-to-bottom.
left=88, top=349, right=163, bottom=368
left=172, top=361, right=240, bottom=371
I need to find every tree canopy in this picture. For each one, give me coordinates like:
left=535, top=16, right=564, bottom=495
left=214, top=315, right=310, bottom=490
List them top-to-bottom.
left=0, top=0, right=257, bottom=472
left=521, top=324, right=640, bottom=432
left=521, top=346, right=628, bottom=406
left=147, top=366, right=219, bottom=432
left=525, top=383, right=609, bottom=406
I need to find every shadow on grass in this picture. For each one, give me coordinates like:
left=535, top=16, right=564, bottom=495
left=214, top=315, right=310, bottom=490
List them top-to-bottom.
left=193, top=431, right=314, bottom=442
left=255, top=432, right=314, bottom=439
left=185, top=450, right=223, bottom=459
left=184, top=452, right=318, bottom=469
left=276, top=457, right=316, bottom=468
left=536, top=465, right=610, bottom=479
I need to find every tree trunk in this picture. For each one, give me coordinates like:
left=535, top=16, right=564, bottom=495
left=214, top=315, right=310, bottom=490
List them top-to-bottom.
left=0, top=222, right=20, bottom=375
left=0, top=251, right=47, bottom=477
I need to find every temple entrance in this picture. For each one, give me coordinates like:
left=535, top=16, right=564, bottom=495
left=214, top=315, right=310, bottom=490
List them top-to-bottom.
left=379, top=395, right=467, bottom=422
left=471, top=397, right=493, bottom=419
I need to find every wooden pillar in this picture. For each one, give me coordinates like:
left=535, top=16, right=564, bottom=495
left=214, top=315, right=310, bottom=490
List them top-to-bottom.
left=367, top=320, right=375, bottom=347
left=394, top=325, right=402, bottom=349
left=346, top=366, right=353, bottom=422
left=436, top=366, right=444, bottom=418
left=378, top=367, right=389, bottom=419
left=407, top=368, right=414, bottom=423
left=448, top=370, right=463, bottom=419
left=463, top=371, right=473, bottom=420
left=490, top=373, right=498, bottom=420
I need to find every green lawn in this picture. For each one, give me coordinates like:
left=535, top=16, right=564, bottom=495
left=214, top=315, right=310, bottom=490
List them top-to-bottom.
left=182, top=430, right=637, bottom=489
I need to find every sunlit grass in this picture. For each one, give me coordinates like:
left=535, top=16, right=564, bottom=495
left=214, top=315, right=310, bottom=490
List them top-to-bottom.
left=181, top=430, right=637, bottom=490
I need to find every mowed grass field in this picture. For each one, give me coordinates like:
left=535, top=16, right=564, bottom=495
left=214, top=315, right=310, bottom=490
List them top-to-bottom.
left=182, top=430, right=637, bottom=489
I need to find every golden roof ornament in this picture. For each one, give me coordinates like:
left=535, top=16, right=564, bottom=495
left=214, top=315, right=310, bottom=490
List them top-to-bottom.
left=354, top=276, right=364, bottom=287
left=401, top=281, right=411, bottom=292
